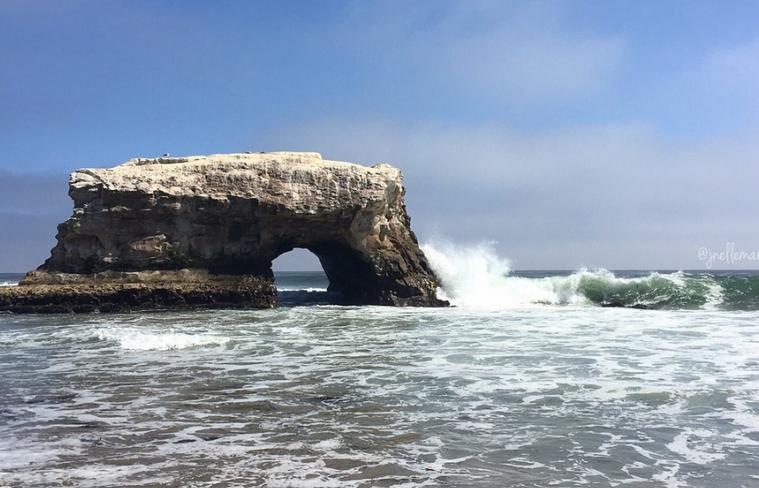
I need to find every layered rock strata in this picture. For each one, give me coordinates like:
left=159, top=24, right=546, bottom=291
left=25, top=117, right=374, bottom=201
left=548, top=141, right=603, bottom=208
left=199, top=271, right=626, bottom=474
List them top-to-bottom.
left=1, top=152, right=446, bottom=312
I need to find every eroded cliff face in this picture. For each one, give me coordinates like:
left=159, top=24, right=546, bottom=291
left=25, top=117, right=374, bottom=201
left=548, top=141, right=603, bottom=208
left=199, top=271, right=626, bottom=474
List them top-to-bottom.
left=24, top=151, right=445, bottom=307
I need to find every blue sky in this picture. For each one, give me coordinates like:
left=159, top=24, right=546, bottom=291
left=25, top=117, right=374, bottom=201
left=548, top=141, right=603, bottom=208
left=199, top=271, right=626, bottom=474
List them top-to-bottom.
left=2, top=0, right=759, bottom=271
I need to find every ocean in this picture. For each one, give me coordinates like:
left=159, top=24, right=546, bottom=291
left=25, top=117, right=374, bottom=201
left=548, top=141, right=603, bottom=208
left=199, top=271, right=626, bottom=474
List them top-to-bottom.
left=1, top=247, right=759, bottom=487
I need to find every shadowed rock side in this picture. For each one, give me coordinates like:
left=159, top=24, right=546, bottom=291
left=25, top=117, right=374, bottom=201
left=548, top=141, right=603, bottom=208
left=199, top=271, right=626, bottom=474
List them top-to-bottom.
left=1, top=152, right=446, bottom=312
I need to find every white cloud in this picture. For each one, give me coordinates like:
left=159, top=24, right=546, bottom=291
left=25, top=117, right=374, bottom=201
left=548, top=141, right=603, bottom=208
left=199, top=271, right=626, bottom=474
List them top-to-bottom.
left=336, top=1, right=625, bottom=107
left=439, top=29, right=623, bottom=105
left=636, top=36, right=759, bottom=136
left=266, top=118, right=759, bottom=269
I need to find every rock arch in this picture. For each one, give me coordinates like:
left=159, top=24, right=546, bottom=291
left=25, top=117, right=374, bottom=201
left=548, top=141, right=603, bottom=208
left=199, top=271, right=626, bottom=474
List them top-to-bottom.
left=15, top=152, right=446, bottom=310
left=269, top=241, right=408, bottom=304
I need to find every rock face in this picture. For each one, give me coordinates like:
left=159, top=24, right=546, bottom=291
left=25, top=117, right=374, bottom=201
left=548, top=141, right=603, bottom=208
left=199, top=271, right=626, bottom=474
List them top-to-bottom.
left=7, top=152, right=445, bottom=311
left=0, top=274, right=277, bottom=314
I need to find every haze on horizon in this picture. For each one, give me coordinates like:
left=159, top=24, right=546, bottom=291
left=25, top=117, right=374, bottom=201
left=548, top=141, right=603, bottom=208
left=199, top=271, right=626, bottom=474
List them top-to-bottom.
left=2, top=0, right=759, bottom=272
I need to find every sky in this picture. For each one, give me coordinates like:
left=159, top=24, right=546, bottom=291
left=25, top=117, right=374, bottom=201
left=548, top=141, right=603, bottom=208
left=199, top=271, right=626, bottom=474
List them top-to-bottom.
left=2, top=0, right=759, bottom=271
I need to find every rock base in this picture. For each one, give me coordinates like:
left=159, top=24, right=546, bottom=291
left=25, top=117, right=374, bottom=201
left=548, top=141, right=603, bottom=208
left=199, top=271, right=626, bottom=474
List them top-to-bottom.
left=0, top=269, right=448, bottom=313
left=0, top=274, right=276, bottom=313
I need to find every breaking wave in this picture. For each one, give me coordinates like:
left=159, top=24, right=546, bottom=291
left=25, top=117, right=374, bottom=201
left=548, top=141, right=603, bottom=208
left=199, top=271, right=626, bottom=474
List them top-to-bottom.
left=422, top=241, right=758, bottom=310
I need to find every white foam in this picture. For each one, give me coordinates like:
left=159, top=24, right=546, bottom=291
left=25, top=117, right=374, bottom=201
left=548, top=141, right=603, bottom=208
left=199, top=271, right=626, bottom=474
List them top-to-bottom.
left=421, top=240, right=722, bottom=310
left=421, top=240, right=511, bottom=306
left=703, top=278, right=725, bottom=310
left=3, top=293, right=758, bottom=486
left=95, top=327, right=230, bottom=350
left=667, top=429, right=726, bottom=464
left=652, top=462, right=684, bottom=488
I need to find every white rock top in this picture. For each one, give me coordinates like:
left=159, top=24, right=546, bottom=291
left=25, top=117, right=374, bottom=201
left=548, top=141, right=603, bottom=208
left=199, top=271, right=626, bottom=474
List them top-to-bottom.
left=69, top=151, right=404, bottom=212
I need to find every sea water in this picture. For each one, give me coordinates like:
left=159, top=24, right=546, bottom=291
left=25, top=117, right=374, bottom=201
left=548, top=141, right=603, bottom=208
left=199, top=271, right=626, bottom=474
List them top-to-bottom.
left=1, top=245, right=758, bottom=487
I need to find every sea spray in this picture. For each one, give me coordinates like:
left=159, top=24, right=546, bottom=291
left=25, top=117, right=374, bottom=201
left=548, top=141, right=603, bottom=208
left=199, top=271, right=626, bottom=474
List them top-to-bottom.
left=421, top=241, right=734, bottom=309
left=421, top=241, right=565, bottom=308
left=421, top=241, right=513, bottom=308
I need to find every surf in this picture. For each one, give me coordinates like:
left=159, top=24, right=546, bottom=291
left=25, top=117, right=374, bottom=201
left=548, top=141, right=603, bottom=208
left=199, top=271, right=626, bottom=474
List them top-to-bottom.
left=422, top=241, right=759, bottom=310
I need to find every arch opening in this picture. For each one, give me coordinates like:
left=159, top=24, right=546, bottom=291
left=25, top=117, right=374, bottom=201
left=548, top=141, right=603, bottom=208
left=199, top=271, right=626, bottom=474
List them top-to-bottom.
left=270, top=243, right=386, bottom=306
left=271, top=248, right=335, bottom=306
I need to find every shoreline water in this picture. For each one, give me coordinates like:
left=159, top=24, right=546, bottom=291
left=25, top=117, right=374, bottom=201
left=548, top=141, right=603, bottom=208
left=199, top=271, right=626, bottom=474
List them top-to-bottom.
left=2, top=260, right=759, bottom=486
left=3, top=269, right=759, bottom=311
left=1, top=292, right=757, bottom=486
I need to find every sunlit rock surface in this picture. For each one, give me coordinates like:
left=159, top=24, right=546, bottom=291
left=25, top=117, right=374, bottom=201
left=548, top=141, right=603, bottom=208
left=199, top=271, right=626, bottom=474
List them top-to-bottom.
left=2, top=152, right=445, bottom=312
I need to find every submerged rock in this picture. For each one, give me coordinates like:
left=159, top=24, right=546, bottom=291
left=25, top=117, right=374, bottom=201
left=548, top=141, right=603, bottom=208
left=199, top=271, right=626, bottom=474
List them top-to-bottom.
left=2, top=152, right=446, bottom=312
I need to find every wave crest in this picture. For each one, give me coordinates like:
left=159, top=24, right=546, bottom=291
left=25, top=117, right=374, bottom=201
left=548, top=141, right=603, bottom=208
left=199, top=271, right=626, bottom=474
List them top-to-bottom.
left=421, top=241, right=731, bottom=310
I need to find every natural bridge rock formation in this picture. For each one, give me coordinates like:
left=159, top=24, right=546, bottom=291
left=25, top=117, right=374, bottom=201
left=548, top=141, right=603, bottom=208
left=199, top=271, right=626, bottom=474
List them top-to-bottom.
left=1, top=152, right=446, bottom=312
